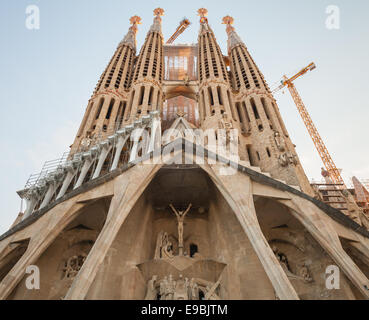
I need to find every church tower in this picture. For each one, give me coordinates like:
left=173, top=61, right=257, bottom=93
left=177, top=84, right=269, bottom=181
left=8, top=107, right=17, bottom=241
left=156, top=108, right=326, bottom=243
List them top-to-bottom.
left=1, top=8, right=369, bottom=301
left=126, top=8, right=165, bottom=122
left=197, top=9, right=238, bottom=128
left=70, top=16, right=141, bottom=155
left=222, top=16, right=313, bottom=194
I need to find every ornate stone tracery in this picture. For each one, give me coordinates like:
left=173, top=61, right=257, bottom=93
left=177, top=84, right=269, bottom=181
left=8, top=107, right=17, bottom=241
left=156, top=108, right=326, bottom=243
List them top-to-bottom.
left=62, top=254, right=87, bottom=280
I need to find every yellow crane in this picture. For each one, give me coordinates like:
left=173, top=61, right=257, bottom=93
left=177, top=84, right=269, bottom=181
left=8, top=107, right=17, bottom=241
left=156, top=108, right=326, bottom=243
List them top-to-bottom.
left=166, top=18, right=191, bottom=44
left=272, top=62, right=346, bottom=188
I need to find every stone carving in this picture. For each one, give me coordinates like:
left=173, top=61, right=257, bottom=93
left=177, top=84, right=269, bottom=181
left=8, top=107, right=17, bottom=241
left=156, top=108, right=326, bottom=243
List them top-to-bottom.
left=274, top=131, right=286, bottom=152
left=278, top=152, right=298, bottom=167
left=169, top=204, right=192, bottom=256
left=155, top=231, right=174, bottom=260
left=272, top=246, right=313, bottom=283
left=63, top=254, right=87, bottom=280
left=299, top=263, right=313, bottom=283
left=165, top=274, right=176, bottom=300
left=144, top=275, right=158, bottom=300
left=147, top=275, right=205, bottom=300
left=173, top=275, right=189, bottom=300
left=159, top=276, right=168, bottom=300
left=204, top=277, right=222, bottom=300
left=188, top=278, right=199, bottom=300
left=205, top=285, right=221, bottom=300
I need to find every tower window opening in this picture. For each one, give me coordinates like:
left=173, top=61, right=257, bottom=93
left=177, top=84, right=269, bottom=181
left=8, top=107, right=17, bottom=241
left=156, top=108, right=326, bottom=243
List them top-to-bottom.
left=139, top=86, right=145, bottom=105
left=148, top=87, right=154, bottom=106
left=208, top=87, right=214, bottom=106
left=217, top=87, right=223, bottom=105
left=126, top=90, right=135, bottom=120
left=95, top=98, right=104, bottom=119
left=251, top=98, right=259, bottom=119
left=261, top=98, right=270, bottom=120
left=105, top=99, right=115, bottom=119
left=236, top=102, right=242, bottom=123
left=242, top=102, right=251, bottom=124
left=258, top=124, right=263, bottom=131
left=247, top=145, right=255, bottom=166
left=266, top=147, right=271, bottom=158
left=256, top=151, right=261, bottom=161
left=190, top=244, right=198, bottom=258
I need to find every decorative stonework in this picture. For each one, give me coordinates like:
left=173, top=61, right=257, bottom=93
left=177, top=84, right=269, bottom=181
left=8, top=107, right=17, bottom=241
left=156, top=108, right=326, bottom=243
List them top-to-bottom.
left=62, top=254, right=86, bottom=280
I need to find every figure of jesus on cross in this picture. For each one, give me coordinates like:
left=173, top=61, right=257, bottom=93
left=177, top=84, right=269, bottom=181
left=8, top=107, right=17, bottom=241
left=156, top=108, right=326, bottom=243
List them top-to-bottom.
left=169, top=203, right=192, bottom=256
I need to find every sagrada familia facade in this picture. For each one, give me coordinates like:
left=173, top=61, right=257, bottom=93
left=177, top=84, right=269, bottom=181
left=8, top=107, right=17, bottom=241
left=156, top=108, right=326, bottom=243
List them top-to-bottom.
left=0, top=8, right=369, bottom=300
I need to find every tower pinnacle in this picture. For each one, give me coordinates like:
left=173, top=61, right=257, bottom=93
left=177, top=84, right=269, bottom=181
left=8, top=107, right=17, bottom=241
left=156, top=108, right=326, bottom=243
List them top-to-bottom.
left=150, top=8, right=164, bottom=33
left=119, top=15, right=141, bottom=49
left=222, top=16, right=244, bottom=52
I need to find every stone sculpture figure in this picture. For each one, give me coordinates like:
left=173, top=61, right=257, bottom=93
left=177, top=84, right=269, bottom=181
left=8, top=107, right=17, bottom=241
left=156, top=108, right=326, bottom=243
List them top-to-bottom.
left=274, top=131, right=286, bottom=152
left=169, top=203, right=192, bottom=256
left=155, top=231, right=174, bottom=260
left=299, top=263, right=313, bottom=283
left=166, top=274, right=176, bottom=300
left=173, top=274, right=189, bottom=300
left=144, top=275, right=158, bottom=300
left=159, top=276, right=168, bottom=300
left=189, top=278, right=199, bottom=300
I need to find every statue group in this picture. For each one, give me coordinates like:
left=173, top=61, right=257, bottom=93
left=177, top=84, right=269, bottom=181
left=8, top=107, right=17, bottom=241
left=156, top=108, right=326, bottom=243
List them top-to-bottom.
left=145, top=274, right=221, bottom=300
left=145, top=274, right=199, bottom=300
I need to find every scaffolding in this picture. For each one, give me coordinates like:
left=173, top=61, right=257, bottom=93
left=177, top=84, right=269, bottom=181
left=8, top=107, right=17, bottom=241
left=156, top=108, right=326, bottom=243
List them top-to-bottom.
left=163, top=44, right=199, bottom=128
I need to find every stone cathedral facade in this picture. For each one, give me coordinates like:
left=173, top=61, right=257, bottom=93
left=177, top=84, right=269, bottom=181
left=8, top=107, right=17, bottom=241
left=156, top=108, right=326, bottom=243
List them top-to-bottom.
left=1, top=8, right=369, bottom=300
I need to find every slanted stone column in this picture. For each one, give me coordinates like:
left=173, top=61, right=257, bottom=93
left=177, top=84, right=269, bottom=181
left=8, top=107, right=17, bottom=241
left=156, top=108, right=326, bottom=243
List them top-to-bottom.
left=64, top=162, right=162, bottom=300
left=200, top=163, right=299, bottom=300
left=280, top=196, right=369, bottom=299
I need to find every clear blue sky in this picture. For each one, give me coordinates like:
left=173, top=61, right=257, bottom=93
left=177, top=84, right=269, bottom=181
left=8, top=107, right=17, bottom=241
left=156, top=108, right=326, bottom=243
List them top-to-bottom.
left=0, top=0, right=368, bottom=233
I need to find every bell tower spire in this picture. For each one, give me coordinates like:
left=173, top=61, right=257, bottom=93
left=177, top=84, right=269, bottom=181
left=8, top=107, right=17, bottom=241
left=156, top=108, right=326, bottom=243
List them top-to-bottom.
left=125, top=8, right=165, bottom=122
left=197, top=9, right=238, bottom=130
left=70, top=16, right=141, bottom=155
left=223, top=16, right=313, bottom=193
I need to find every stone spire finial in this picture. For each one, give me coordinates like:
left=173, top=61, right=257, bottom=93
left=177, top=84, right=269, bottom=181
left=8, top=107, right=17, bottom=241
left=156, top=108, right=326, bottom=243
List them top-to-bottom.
left=150, top=8, right=164, bottom=33
left=154, top=8, right=165, bottom=18
left=198, top=8, right=208, bottom=24
left=118, top=15, right=141, bottom=49
left=222, top=15, right=235, bottom=34
left=222, top=16, right=244, bottom=51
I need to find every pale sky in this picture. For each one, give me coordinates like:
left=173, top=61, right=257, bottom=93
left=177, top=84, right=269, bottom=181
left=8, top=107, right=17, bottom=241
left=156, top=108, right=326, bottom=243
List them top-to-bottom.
left=0, top=0, right=368, bottom=234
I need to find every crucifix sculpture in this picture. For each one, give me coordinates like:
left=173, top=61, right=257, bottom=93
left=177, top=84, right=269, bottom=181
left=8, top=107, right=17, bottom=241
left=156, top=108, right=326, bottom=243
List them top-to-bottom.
left=169, top=203, right=192, bottom=256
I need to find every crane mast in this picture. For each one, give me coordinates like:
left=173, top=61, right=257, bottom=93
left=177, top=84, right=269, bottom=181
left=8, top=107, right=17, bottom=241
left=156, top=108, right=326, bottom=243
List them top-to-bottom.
left=166, top=18, right=191, bottom=44
left=274, top=63, right=346, bottom=188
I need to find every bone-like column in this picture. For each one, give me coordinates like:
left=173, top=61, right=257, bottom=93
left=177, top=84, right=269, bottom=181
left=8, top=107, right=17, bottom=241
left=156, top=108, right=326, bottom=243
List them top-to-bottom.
left=92, top=146, right=112, bottom=179
left=64, top=162, right=162, bottom=300
left=201, top=163, right=299, bottom=300
left=281, top=196, right=369, bottom=299
left=0, top=201, right=84, bottom=299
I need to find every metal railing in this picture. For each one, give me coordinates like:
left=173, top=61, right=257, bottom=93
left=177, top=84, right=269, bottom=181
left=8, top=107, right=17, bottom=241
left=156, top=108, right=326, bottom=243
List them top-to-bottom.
left=24, top=151, right=70, bottom=189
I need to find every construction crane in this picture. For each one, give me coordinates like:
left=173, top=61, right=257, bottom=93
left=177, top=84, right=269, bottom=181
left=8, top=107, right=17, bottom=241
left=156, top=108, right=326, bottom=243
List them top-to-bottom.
left=166, top=18, right=191, bottom=44
left=272, top=62, right=346, bottom=188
